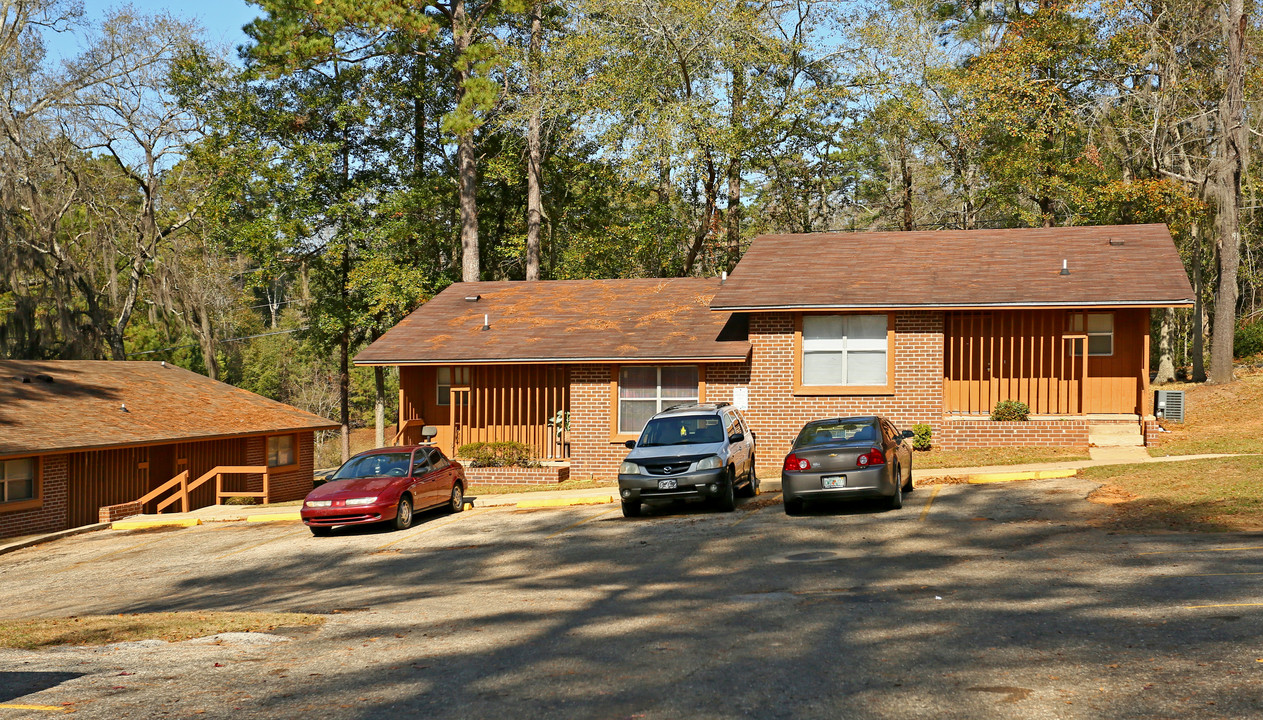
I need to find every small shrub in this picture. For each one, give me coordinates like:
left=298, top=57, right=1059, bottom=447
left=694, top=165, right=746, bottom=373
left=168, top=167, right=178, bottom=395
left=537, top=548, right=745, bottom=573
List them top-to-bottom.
left=1235, top=321, right=1263, bottom=358
left=991, top=400, right=1030, bottom=422
left=911, top=423, right=933, bottom=451
left=457, top=441, right=535, bottom=468
left=222, top=496, right=258, bottom=506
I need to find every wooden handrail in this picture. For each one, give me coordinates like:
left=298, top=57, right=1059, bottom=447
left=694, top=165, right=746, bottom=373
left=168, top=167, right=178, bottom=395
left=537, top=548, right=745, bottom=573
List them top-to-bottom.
left=391, top=418, right=427, bottom=446
left=215, top=466, right=271, bottom=505
left=136, top=471, right=189, bottom=507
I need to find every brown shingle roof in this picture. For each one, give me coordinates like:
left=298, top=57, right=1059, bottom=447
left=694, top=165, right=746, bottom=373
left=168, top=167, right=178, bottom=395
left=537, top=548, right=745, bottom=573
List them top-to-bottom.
left=710, top=224, right=1194, bottom=311
left=354, top=279, right=751, bottom=365
left=0, top=361, right=338, bottom=458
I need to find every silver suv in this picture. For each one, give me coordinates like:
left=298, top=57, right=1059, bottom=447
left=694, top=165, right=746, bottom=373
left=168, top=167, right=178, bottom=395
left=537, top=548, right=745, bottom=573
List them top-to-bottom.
left=617, top=402, right=758, bottom=517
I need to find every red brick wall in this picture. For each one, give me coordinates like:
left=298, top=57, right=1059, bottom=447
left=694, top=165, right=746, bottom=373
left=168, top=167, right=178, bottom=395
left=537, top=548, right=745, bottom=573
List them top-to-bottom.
left=744, top=312, right=945, bottom=469
left=1143, top=418, right=1164, bottom=447
left=937, top=420, right=1090, bottom=450
left=248, top=431, right=316, bottom=503
left=0, top=454, right=69, bottom=540
left=464, top=465, right=570, bottom=486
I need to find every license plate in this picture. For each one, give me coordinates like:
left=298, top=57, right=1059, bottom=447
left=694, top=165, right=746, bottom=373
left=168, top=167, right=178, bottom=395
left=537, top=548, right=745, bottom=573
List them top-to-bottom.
left=821, top=475, right=846, bottom=489
left=658, top=479, right=678, bottom=490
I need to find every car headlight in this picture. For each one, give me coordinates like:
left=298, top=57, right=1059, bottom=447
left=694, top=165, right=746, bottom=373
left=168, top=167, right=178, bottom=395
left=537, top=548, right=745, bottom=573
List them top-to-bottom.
left=695, top=456, right=723, bottom=471
left=619, top=461, right=640, bottom=475
left=344, top=497, right=378, bottom=506
left=305, top=500, right=332, bottom=508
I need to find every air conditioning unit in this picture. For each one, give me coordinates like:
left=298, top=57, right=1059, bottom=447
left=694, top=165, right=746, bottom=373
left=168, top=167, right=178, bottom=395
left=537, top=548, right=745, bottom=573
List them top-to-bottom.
left=1154, top=390, right=1185, bottom=423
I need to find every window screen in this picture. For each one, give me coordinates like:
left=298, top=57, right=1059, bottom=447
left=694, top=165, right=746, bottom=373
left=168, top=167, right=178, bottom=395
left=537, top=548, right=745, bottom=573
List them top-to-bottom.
left=802, top=315, right=888, bottom=386
left=618, top=366, right=700, bottom=435
left=267, top=435, right=296, bottom=468
left=1, top=458, right=36, bottom=503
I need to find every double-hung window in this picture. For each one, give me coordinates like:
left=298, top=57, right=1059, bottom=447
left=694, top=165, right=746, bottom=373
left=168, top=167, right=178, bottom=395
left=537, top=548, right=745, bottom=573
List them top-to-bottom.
left=1070, top=313, right=1114, bottom=356
left=801, top=315, right=889, bottom=387
left=618, top=366, right=699, bottom=435
left=267, top=435, right=296, bottom=469
left=1, top=458, right=36, bottom=504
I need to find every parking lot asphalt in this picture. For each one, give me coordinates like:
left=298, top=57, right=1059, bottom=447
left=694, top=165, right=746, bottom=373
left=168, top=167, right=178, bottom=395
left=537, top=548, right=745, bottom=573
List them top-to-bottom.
left=1, top=478, right=1262, bottom=719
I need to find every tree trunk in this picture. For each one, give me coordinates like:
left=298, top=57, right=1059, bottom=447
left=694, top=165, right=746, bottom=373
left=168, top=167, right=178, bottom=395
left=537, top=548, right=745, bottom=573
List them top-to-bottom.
left=1209, top=0, right=1246, bottom=384
left=454, top=1, right=481, bottom=283
left=525, top=1, right=543, bottom=281
left=725, top=64, right=745, bottom=267
left=683, top=151, right=717, bottom=276
left=900, top=151, right=914, bottom=231
left=1192, top=227, right=1206, bottom=381
left=196, top=305, right=218, bottom=381
left=1154, top=308, right=1176, bottom=383
left=340, top=330, right=351, bottom=462
left=374, top=365, right=386, bottom=448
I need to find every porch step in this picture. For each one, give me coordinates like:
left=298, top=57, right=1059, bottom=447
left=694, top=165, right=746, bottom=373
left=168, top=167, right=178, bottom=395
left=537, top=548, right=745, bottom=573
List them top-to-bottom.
left=1088, top=423, right=1143, bottom=447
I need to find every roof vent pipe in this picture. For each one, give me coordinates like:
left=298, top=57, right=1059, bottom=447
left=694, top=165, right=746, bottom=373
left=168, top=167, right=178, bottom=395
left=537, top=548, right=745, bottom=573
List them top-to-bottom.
left=1060, top=259, right=1070, bottom=276
left=721, top=271, right=728, bottom=285
left=465, top=295, right=481, bottom=302
left=482, top=313, right=490, bottom=331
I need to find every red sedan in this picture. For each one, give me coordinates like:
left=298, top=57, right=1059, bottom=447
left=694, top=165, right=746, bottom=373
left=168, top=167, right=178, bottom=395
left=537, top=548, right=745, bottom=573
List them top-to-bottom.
left=301, top=445, right=466, bottom=536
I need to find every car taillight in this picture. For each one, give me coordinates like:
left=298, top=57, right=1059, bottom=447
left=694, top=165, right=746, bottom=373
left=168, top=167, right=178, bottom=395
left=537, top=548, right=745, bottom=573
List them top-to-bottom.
left=857, top=448, right=885, bottom=467
left=783, top=454, right=811, bottom=472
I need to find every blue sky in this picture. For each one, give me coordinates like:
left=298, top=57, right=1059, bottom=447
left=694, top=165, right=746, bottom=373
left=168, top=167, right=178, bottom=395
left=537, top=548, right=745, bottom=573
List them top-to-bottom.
left=49, top=1, right=260, bottom=57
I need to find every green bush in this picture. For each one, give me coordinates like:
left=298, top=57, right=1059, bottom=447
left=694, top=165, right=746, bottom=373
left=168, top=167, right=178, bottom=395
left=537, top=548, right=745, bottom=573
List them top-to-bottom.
left=1235, top=321, right=1263, bottom=358
left=991, top=400, right=1030, bottom=422
left=911, top=423, right=933, bottom=451
left=456, top=441, right=535, bottom=468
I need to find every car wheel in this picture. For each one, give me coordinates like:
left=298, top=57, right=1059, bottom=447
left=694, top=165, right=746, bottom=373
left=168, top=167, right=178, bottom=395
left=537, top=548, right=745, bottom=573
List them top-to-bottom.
left=888, top=466, right=904, bottom=510
left=715, top=469, right=737, bottom=512
left=448, top=484, right=465, bottom=514
left=393, top=496, right=414, bottom=531
left=784, top=497, right=805, bottom=516
left=621, top=499, right=641, bottom=518
left=309, top=526, right=332, bottom=537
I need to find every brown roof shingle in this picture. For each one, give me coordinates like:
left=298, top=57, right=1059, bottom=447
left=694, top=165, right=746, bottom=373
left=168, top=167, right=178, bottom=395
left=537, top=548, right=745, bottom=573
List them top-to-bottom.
left=710, top=224, right=1194, bottom=311
left=354, top=279, right=751, bottom=365
left=0, top=361, right=338, bottom=458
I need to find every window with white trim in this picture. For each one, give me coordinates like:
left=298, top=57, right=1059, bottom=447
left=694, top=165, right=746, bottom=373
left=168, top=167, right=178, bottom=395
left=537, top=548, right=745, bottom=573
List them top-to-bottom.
left=1070, top=313, right=1114, bottom=356
left=801, top=315, right=889, bottom=386
left=618, top=366, right=699, bottom=435
left=436, top=367, right=469, bottom=406
left=1, top=458, right=36, bottom=503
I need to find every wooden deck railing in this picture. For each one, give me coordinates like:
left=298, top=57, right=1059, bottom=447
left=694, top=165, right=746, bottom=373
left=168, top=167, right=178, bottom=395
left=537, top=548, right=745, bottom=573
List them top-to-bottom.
left=111, top=465, right=271, bottom=516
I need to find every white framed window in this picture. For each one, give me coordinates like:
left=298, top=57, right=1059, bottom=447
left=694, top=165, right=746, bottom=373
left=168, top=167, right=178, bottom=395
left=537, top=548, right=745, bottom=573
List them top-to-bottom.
left=1070, top=313, right=1114, bottom=356
left=801, top=315, right=889, bottom=386
left=618, top=366, right=699, bottom=435
left=436, top=367, right=469, bottom=406
left=267, top=435, right=296, bottom=468
left=1, top=458, right=36, bottom=503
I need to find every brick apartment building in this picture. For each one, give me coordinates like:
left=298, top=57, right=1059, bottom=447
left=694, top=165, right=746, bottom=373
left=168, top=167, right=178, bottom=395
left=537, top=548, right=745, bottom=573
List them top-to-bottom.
left=356, top=224, right=1194, bottom=479
left=0, top=361, right=337, bottom=539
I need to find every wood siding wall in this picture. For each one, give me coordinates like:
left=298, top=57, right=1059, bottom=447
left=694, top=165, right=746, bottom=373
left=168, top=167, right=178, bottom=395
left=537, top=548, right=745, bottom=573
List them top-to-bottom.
left=944, top=309, right=1147, bottom=416
left=452, top=365, right=570, bottom=459
left=65, top=447, right=150, bottom=528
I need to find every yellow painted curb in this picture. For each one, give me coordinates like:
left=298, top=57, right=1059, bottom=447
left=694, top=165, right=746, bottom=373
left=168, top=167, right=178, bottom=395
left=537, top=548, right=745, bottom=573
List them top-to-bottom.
left=967, top=468, right=1078, bottom=484
left=516, top=495, right=616, bottom=509
left=245, top=512, right=302, bottom=523
left=112, top=518, right=201, bottom=530
left=0, top=704, right=69, bottom=712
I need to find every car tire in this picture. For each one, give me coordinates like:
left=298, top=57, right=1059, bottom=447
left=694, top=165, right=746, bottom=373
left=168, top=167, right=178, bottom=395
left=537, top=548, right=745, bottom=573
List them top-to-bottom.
left=903, top=459, right=914, bottom=493
left=888, top=466, right=904, bottom=510
left=714, top=469, right=737, bottom=512
left=448, top=484, right=465, bottom=514
left=393, top=496, right=414, bottom=531
left=784, top=497, right=805, bottom=516
left=621, top=499, right=641, bottom=518
left=309, top=526, right=332, bottom=537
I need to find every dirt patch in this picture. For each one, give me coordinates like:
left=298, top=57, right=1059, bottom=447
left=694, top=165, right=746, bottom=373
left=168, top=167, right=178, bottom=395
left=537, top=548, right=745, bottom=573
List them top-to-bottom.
left=1150, top=368, right=1263, bottom=455
left=915, top=447, right=1090, bottom=469
left=1084, top=456, right=1263, bottom=532
left=914, top=475, right=969, bottom=487
left=740, top=494, right=784, bottom=511
left=0, top=612, right=325, bottom=650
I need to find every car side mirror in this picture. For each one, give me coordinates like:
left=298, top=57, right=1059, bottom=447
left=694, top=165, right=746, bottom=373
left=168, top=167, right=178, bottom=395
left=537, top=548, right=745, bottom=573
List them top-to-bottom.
left=730, top=433, right=745, bottom=443
left=624, top=440, right=636, bottom=449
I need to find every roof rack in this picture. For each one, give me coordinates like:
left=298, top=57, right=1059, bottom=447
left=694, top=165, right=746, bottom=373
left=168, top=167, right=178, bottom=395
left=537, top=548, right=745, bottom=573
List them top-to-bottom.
left=662, top=401, right=731, bottom=412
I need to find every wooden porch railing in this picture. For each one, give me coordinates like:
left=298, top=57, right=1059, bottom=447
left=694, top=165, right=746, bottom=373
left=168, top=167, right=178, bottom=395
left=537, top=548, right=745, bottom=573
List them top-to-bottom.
left=391, top=418, right=428, bottom=446
left=123, top=465, right=271, bottom=515
left=214, top=466, right=272, bottom=505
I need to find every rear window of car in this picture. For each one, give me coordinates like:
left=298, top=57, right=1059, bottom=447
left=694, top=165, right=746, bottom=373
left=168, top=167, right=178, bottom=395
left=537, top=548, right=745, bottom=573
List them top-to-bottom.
left=639, top=415, right=725, bottom=446
left=795, top=420, right=878, bottom=447
left=332, top=452, right=413, bottom=480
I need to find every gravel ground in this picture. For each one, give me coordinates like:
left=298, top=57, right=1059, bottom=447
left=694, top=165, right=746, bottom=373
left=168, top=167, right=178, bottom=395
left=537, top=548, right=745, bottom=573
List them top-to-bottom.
left=1, top=478, right=1262, bottom=719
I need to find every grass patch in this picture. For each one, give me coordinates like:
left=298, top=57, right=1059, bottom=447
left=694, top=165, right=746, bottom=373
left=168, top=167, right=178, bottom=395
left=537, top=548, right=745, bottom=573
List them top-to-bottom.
left=1149, top=369, right=1263, bottom=456
left=914, top=446, right=1090, bottom=469
left=1083, top=456, right=1263, bottom=532
left=468, top=477, right=616, bottom=495
left=0, top=611, right=325, bottom=650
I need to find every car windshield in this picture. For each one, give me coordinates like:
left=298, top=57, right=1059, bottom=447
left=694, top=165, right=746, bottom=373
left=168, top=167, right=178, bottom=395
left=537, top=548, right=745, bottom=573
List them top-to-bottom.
left=638, top=415, right=725, bottom=446
left=795, top=420, right=877, bottom=447
left=331, top=452, right=412, bottom=479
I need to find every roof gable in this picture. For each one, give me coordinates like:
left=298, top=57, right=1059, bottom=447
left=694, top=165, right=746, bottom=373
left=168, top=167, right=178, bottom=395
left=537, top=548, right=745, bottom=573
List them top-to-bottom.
left=710, top=224, right=1194, bottom=311
left=355, top=278, right=751, bottom=365
left=0, top=361, right=337, bottom=457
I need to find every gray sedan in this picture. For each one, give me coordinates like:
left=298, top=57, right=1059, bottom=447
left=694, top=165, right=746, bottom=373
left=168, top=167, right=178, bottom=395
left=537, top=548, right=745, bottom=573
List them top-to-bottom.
left=781, top=416, right=913, bottom=515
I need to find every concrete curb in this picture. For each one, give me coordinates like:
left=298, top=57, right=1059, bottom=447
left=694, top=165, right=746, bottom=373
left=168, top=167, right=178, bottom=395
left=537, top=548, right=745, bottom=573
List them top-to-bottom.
left=967, top=468, right=1078, bottom=484
left=514, top=495, right=617, bottom=509
left=112, top=518, right=202, bottom=530
left=0, top=522, right=111, bottom=556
